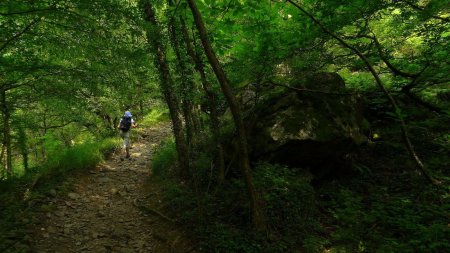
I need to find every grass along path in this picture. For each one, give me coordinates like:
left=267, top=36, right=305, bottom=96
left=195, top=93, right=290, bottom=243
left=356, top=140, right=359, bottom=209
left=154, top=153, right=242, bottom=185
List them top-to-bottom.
left=31, top=123, right=195, bottom=253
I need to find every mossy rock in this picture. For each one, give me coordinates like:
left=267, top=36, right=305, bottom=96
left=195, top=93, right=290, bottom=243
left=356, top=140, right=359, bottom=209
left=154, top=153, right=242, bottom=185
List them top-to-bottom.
left=243, top=72, right=368, bottom=178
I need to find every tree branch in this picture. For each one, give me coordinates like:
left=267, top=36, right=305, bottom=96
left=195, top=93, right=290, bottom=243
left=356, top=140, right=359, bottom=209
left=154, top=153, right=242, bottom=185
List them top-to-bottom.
left=0, top=0, right=65, bottom=53
left=286, top=0, right=440, bottom=185
left=401, top=0, right=450, bottom=22
left=0, top=7, right=56, bottom=16
left=0, top=18, right=41, bottom=53
left=43, top=20, right=94, bottom=34
left=353, top=33, right=444, bottom=113
left=363, top=34, right=420, bottom=78
left=1, top=71, right=64, bottom=91
left=262, top=80, right=353, bottom=95
left=40, top=121, right=76, bottom=130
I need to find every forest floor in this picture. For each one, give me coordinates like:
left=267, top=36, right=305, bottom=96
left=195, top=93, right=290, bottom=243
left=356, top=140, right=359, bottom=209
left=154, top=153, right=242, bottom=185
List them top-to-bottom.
left=30, top=123, right=195, bottom=253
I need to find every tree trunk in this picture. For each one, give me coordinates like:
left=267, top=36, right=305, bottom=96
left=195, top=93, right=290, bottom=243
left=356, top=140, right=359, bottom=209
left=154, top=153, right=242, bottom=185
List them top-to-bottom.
left=186, top=0, right=265, bottom=230
left=286, top=0, right=439, bottom=184
left=143, top=1, right=190, bottom=177
left=167, top=11, right=195, bottom=149
left=179, top=16, right=225, bottom=182
left=401, top=81, right=443, bottom=113
left=1, top=90, right=13, bottom=177
left=41, top=114, right=47, bottom=161
left=18, top=123, right=29, bottom=173
left=0, top=144, right=5, bottom=179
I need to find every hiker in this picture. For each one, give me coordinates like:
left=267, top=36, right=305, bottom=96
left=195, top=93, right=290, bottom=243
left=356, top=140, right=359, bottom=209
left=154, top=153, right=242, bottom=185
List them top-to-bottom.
left=117, top=111, right=137, bottom=159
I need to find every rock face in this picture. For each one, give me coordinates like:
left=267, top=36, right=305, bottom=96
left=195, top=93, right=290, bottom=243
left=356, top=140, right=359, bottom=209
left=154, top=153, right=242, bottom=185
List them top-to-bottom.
left=239, top=72, right=368, bottom=178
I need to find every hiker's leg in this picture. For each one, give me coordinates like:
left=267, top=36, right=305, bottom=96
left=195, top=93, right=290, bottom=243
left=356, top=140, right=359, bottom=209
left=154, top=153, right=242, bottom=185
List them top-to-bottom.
left=119, top=131, right=127, bottom=160
left=120, top=131, right=126, bottom=155
left=129, top=131, right=133, bottom=149
left=124, top=132, right=131, bottom=158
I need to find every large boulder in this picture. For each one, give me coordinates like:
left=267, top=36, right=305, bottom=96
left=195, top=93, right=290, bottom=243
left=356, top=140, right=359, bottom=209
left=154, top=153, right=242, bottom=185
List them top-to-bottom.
left=240, top=72, right=368, bottom=178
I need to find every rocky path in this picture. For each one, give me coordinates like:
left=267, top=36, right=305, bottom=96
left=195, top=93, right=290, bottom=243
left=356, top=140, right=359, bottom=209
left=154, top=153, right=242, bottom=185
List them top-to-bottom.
left=32, top=123, right=193, bottom=253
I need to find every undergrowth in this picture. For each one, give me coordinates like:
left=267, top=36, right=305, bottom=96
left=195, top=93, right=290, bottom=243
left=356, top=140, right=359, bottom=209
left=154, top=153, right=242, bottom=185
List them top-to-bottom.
left=139, top=107, right=169, bottom=128
left=150, top=120, right=449, bottom=253
left=151, top=137, right=177, bottom=177
left=43, top=138, right=117, bottom=174
left=151, top=140, right=324, bottom=252
left=321, top=183, right=450, bottom=252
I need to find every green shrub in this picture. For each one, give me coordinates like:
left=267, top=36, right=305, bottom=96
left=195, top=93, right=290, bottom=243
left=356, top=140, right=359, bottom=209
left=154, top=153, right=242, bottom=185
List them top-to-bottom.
left=140, top=108, right=169, bottom=127
left=44, top=137, right=116, bottom=173
left=98, top=137, right=120, bottom=155
left=151, top=137, right=177, bottom=177
left=46, top=143, right=99, bottom=171
left=191, top=151, right=214, bottom=186
left=185, top=162, right=324, bottom=253
left=254, top=163, right=324, bottom=252
left=255, top=163, right=316, bottom=229
left=327, top=186, right=450, bottom=252
left=203, top=222, right=264, bottom=253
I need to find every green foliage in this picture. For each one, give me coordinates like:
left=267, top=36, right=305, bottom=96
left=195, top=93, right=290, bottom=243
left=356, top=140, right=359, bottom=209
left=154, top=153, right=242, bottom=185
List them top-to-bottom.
left=140, top=107, right=170, bottom=128
left=41, top=137, right=115, bottom=174
left=98, top=137, right=120, bottom=155
left=151, top=137, right=177, bottom=177
left=47, top=143, right=100, bottom=172
left=191, top=151, right=214, bottom=185
left=154, top=161, right=323, bottom=253
left=255, top=163, right=318, bottom=238
left=157, top=175, right=265, bottom=252
left=325, top=186, right=450, bottom=252
left=201, top=222, right=264, bottom=253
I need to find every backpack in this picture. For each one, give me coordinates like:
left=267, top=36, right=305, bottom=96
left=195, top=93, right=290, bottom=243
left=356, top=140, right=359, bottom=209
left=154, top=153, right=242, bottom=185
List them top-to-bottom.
left=119, top=116, right=132, bottom=132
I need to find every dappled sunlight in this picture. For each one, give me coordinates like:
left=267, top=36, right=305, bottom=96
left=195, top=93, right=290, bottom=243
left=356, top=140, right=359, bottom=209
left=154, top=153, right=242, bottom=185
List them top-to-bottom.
left=131, top=152, right=142, bottom=157
left=96, top=163, right=117, bottom=172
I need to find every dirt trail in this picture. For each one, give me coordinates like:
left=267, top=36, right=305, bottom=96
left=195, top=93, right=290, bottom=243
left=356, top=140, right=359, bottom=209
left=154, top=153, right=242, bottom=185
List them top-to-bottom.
left=32, top=123, right=193, bottom=253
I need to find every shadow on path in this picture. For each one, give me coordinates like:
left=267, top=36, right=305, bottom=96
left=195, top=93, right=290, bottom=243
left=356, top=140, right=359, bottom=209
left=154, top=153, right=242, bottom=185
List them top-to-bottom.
left=32, top=123, right=196, bottom=253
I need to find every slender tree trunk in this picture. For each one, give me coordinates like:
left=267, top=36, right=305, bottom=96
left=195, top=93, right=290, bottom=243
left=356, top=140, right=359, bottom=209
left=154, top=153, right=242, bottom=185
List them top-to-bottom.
left=186, top=0, right=265, bottom=230
left=286, top=0, right=439, bottom=184
left=143, top=1, right=190, bottom=177
left=167, top=11, right=195, bottom=149
left=180, top=16, right=225, bottom=182
left=1, top=90, right=13, bottom=177
left=192, top=106, right=202, bottom=134
left=41, top=114, right=48, bottom=161
left=18, top=123, right=29, bottom=172
left=0, top=144, right=5, bottom=179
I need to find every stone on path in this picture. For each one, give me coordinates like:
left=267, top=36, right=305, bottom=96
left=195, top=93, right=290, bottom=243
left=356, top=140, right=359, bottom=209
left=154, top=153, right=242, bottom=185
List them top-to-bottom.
left=98, top=177, right=112, bottom=183
left=110, top=188, right=118, bottom=195
left=49, top=189, right=57, bottom=197
left=68, top=193, right=80, bottom=200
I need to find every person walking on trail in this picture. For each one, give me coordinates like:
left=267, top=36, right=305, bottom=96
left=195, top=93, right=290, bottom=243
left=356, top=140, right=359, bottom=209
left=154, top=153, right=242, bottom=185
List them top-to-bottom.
left=118, top=111, right=137, bottom=160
